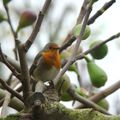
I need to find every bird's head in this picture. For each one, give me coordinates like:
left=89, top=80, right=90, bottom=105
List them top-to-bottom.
left=43, top=43, right=60, bottom=52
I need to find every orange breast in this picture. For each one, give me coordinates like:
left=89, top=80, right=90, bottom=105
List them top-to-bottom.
left=42, top=50, right=61, bottom=69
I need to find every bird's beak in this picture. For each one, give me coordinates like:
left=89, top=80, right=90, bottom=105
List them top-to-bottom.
left=54, top=47, right=60, bottom=50
left=56, top=47, right=60, bottom=50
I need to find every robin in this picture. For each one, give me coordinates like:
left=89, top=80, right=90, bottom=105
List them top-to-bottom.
left=30, top=43, right=61, bottom=92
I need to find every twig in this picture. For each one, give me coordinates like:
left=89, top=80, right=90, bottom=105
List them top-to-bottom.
left=24, top=0, right=52, bottom=52
left=60, top=0, right=89, bottom=52
left=76, top=0, right=89, bottom=24
left=88, top=0, right=116, bottom=25
left=53, top=1, right=93, bottom=86
left=73, top=1, right=92, bottom=57
left=3, top=4, right=18, bottom=60
left=3, top=5, right=17, bottom=38
left=61, top=32, right=120, bottom=77
left=75, top=32, right=120, bottom=61
left=60, top=36, right=76, bottom=52
left=18, top=42, right=31, bottom=109
left=0, top=45, right=22, bottom=81
left=0, top=53, right=20, bottom=72
left=75, top=63, right=82, bottom=87
left=6, top=73, right=13, bottom=85
left=1, top=74, right=14, bottom=116
left=0, top=78, right=23, bottom=102
left=1, top=80, right=18, bottom=117
left=77, top=80, right=120, bottom=108
left=15, top=84, right=23, bottom=93
left=0, top=88, right=24, bottom=111
left=68, top=88, right=111, bottom=115
left=1, top=91, right=11, bottom=117
left=0, top=98, right=4, bottom=105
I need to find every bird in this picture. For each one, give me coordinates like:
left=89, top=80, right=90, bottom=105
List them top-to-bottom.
left=29, top=43, right=61, bottom=92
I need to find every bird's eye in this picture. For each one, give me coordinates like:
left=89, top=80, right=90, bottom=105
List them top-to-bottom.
left=49, top=46, right=53, bottom=50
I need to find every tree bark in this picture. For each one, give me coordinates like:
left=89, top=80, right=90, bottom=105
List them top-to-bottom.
left=1, top=102, right=120, bottom=120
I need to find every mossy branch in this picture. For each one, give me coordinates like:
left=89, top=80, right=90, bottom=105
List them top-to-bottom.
left=1, top=102, right=120, bottom=120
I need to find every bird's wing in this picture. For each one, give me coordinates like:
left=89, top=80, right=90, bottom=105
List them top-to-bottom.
left=29, top=51, right=42, bottom=75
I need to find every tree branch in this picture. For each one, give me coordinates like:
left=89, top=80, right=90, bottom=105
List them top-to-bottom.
left=24, top=0, right=52, bottom=52
left=53, top=0, right=93, bottom=86
left=60, top=0, right=89, bottom=52
left=76, top=0, right=89, bottom=24
left=88, top=0, right=116, bottom=25
left=3, top=3, right=18, bottom=60
left=75, top=32, right=120, bottom=61
left=60, top=36, right=76, bottom=52
left=18, top=42, right=31, bottom=109
left=0, top=45, right=22, bottom=81
left=0, top=53, right=20, bottom=72
left=0, top=78, right=23, bottom=102
left=1, top=80, right=19, bottom=117
left=77, top=80, right=120, bottom=108
left=0, top=88, right=24, bottom=111
left=68, top=88, right=111, bottom=115
left=1, top=91, right=11, bottom=117
left=3, top=103, right=120, bottom=120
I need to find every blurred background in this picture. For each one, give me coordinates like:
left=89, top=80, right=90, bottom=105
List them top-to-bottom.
left=0, top=0, right=120, bottom=115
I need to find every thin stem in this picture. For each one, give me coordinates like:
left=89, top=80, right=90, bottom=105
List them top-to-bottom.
left=60, top=0, right=89, bottom=52
left=76, top=0, right=89, bottom=24
left=4, top=4, right=18, bottom=60
left=75, top=32, right=120, bottom=61
left=60, top=36, right=76, bottom=52
left=0, top=45, right=22, bottom=81
left=0, top=53, right=20, bottom=72
left=0, top=78, right=23, bottom=102
left=1, top=80, right=19, bottom=117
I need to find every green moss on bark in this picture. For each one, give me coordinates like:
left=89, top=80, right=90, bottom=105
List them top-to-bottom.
left=0, top=103, right=120, bottom=120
